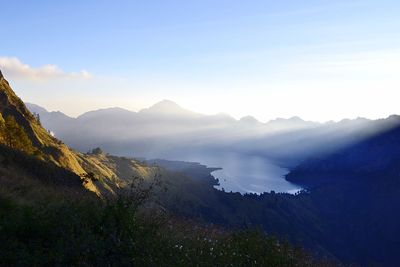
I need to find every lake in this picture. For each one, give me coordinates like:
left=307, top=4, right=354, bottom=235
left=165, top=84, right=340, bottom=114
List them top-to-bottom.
left=184, top=152, right=301, bottom=194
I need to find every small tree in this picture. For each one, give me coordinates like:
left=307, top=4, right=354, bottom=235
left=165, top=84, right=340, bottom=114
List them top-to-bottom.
left=33, top=112, right=41, bottom=126
left=90, top=147, right=103, bottom=155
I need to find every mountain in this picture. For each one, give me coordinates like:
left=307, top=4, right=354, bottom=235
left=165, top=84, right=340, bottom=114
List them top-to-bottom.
left=139, top=99, right=200, bottom=118
left=27, top=100, right=400, bottom=179
left=25, top=102, right=338, bottom=161
left=25, top=102, right=48, bottom=114
left=77, top=107, right=135, bottom=121
left=239, top=115, right=261, bottom=124
left=265, top=116, right=319, bottom=131
left=284, top=123, right=400, bottom=265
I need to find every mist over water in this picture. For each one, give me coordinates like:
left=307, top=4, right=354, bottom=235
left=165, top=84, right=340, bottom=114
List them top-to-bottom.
left=182, top=152, right=301, bottom=194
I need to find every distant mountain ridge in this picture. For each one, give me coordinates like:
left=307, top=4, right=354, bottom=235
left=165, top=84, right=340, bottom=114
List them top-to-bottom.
left=26, top=100, right=398, bottom=163
left=28, top=100, right=321, bottom=126
left=30, top=100, right=394, bottom=132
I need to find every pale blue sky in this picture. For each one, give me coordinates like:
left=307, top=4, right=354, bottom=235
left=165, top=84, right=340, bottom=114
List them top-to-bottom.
left=1, top=0, right=400, bottom=121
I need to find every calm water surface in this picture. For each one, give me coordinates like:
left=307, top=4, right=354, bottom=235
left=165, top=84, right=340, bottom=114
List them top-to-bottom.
left=185, top=152, right=301, bottom=194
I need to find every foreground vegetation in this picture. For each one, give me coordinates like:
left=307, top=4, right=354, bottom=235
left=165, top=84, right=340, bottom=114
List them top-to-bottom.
left=0, top=188, right=332, bottom=266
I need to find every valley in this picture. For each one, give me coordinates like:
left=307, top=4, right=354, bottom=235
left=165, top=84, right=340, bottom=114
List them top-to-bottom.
left=2, top=2, right=399, bottom=265
left=1, top=72, right=400, bottom=266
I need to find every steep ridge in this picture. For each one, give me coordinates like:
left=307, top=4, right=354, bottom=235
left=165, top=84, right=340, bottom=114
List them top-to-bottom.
left=0, top=71, right=159, bottom=196
left=0, top=76, right=84, bottom=173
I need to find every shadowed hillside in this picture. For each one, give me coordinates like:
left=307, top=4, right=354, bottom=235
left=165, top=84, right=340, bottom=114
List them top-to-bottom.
left=285, top=123, right=400, bottom=265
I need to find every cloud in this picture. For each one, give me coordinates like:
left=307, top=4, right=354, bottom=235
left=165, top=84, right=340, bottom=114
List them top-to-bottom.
left=0, top=57, right=92, bottom=81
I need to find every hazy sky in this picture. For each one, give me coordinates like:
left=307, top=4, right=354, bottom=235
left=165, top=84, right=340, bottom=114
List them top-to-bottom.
left=1, top=0, right=400, bottom=122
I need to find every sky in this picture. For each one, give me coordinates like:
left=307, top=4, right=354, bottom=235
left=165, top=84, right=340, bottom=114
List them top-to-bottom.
left=0, top=0, right=400, bottom=122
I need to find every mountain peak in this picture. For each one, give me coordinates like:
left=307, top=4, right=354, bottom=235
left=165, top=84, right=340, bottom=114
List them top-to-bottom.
left=0, top=69, right=3, bottom=80
left=140, top=99, right=196, bottom=117
left=150, top=99, right=182, bottom=110
left=26, top=103, right=49, bottom=114
left=77, top=107, right=134, bottom=120
left=239, top=115, right=260, bottom=124
left=271, top=116, right=304, bottom=123
left=289, top=116, right=304, bottom=121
